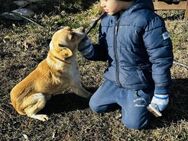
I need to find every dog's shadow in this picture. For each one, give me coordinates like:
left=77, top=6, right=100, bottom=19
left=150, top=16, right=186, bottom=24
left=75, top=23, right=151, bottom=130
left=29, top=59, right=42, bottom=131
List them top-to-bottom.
left=40, top=79, right=188, bottom=129
left=40, top=87, right=97, bottom=115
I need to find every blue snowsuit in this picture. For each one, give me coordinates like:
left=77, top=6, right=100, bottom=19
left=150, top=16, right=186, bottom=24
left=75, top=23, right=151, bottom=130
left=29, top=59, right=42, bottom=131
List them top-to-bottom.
left=80, top=0, right=173, bottom=129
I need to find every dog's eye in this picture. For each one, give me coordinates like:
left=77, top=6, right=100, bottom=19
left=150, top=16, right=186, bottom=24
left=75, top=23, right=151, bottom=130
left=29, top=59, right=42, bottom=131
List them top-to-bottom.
left=58, top=43, right=66, bottom=47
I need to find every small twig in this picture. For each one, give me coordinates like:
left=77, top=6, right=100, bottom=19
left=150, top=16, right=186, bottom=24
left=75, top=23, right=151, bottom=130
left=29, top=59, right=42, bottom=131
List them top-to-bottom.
left=11, top=11, right=44, bottom=28
left=173, top=60, right=188, bottom=70
left=52, top=130, right=56, bottom=139
left=23, top=134, right=29, bottom=141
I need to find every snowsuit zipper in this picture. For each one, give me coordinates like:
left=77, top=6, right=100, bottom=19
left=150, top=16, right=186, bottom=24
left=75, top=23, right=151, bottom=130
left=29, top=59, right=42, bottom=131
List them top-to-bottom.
left=113, top=19, right=122, bottom=87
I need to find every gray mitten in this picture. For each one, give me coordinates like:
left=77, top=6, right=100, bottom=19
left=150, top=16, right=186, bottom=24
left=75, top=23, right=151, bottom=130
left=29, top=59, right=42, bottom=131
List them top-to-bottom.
left=78, top=35, right=94, bottom=58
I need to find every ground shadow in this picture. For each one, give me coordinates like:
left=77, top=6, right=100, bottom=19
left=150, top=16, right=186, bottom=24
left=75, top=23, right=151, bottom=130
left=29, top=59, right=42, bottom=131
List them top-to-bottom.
left=0, top=0, right=97, bottom=28
left=0, top=0, right=97, bottom=14
left=161, top=10, right=185, bottom=20
left=41, top=78, right=188, bottom=128
left=149, top=78, right=188, bottom=129
left=40, top=87, right=98, bottom=115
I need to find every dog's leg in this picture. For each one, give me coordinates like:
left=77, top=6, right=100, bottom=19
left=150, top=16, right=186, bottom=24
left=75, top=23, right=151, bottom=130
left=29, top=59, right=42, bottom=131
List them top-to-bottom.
left=70, top=67, right=92, bottom=98
left=72, top=84, right=92, bottom=98
left=23, top=93, right=49, bottom=121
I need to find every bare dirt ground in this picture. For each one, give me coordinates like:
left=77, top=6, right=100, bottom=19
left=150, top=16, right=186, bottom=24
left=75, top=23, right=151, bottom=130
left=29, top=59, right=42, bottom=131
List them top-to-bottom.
left=0, top=1, right=188, bottom=141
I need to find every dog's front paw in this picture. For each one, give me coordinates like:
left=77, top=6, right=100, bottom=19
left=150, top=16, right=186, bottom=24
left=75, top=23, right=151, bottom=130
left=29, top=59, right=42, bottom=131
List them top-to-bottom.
left=29, top=114, right=49, bottom=121
left=38, top=114, right=49, bottom=121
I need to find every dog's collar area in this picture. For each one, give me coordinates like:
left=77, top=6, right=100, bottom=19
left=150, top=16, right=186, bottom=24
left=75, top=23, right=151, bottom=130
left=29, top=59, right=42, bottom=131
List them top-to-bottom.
left=58, top=43, right=67, bottom=48
left=48, top=45, right=71, bottom=64
left=53, top=55, right=71, bottom=64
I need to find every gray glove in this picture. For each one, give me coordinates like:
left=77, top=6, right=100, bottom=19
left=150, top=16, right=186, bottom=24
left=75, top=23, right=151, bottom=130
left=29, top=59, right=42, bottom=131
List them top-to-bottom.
left=78, top=35, right=94, bottom=58
left=150, top=94, right=169, bottom=111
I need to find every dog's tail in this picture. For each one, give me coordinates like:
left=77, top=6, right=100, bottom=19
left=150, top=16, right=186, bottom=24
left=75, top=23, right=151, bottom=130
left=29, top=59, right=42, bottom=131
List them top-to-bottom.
left=10, top=81, right=33, bottom=115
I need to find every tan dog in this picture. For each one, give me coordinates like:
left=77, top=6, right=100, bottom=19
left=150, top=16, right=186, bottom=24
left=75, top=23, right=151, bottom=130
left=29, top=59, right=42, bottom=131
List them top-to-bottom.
left=10, top=26, right=91, bottom=121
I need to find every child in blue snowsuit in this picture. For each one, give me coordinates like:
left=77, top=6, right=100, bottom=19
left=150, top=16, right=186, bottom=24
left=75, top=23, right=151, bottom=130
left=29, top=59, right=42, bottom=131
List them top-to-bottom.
left=78, top=0, right=173, bottom=129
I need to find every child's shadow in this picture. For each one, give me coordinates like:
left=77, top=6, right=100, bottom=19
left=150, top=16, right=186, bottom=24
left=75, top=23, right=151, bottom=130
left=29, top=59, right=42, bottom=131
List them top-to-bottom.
left=149, top=78, right=188, bottom=129
left=40, top=87, right=97, bottom=115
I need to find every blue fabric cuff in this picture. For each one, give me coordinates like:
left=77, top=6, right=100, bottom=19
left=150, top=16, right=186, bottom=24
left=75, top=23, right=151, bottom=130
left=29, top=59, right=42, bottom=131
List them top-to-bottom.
left=154, top=85, right=169, bottom=95
left=154, top=94, right=169, bottom=99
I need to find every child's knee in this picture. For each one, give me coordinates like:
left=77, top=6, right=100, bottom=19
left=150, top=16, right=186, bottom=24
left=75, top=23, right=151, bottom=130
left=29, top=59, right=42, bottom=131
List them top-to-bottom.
left=89, top=97, right=108, bottom=113
left=89, top=99, right=103, bottom=113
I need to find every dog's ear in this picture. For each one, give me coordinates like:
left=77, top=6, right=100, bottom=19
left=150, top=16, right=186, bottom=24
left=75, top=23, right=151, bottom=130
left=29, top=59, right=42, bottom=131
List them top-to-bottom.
left=64, top=26, right=71, bottom=30
left=67, top=32, right=75, bottom=41
left=67, top=34, right=72, bottom=40
left=61, top=48, right=73, bottom=58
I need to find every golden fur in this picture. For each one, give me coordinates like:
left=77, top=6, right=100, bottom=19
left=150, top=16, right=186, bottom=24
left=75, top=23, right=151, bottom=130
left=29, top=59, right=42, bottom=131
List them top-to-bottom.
left=10, top=27, right=91, bottom=121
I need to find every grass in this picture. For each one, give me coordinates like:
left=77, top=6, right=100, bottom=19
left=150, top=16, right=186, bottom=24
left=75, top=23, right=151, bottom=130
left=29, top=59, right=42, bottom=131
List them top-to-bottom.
left=0, top=1, right=188, bottom=141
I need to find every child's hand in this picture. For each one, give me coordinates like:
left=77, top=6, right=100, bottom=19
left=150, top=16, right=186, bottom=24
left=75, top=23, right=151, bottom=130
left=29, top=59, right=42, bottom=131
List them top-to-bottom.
left=78, top=35, right=92, bottom=52
left=150, top=94, right=169, bottom=111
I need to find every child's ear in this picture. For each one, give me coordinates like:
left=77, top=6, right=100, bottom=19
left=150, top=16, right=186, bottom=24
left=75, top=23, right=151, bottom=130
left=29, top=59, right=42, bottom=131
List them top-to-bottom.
left=61, top=48, right=73, bottom=58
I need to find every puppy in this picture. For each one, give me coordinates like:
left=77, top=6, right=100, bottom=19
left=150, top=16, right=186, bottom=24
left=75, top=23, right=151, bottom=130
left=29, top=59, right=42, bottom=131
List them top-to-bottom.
left=10, top=26, right=91, bottom=121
